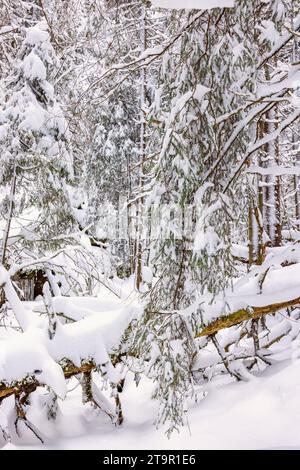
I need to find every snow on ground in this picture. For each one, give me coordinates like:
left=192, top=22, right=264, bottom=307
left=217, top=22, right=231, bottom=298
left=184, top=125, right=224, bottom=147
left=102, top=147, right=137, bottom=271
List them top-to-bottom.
left=2, top=270, right=300, bottom=449
left=0, top=275, right=141, bottom=389
left=3, top=359, right=300, bottom=450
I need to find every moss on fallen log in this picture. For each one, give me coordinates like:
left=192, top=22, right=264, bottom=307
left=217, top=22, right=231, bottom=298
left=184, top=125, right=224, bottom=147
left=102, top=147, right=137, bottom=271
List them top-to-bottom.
left=196, top=296, right=300, bottom=337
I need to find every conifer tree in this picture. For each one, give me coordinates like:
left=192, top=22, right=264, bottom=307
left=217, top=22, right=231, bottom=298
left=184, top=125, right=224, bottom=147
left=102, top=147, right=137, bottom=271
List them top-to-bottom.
left=0, top=20, right=75, bottom=263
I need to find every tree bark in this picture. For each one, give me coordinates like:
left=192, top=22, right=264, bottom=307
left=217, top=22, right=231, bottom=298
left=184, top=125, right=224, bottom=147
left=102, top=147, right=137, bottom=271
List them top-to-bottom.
left=1, top=162, right=17, bottom=266
left=196, top=296, right=300, bottom=338
left=0, top=362, right=95, bottom=402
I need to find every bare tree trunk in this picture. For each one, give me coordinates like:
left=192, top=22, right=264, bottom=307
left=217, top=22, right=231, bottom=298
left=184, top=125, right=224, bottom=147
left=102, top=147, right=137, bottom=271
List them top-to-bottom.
left=135, top=5, right=147, bottom=291
left=292, top=9, right=300, bottom=226
left=263, top=63, right=281, bottom=247
left=274, top=107, right=282, bottom=246
left=1, top=162, right=17, bottom=266
left=248, top=201, right=254, bottom=267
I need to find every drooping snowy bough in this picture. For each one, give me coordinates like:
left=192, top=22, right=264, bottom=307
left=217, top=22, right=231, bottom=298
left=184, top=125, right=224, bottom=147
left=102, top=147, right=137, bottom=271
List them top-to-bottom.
left=151, top=1, right=235, bottom=9
left=0, top=265, right=141, bottom=443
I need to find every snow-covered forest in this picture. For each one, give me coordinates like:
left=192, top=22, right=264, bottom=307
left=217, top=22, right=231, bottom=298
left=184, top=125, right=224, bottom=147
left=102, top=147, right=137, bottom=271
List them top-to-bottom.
left=1, top=0, right=300, bottom=450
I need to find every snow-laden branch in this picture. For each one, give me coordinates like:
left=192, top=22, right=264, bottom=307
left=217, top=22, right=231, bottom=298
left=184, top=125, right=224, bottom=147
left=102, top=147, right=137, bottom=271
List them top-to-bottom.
left=151, top=0, right=234, bottom=9
left=79, top=11, right=205, bottom=100
left=259, top=14, right=300, bottom=69
left=223, top=106, right=300, bottom=192
left=246, top=165, right=300, bottom=176
left=193, top=243, right=300, bottom=336
left=148, top=247, right=300, bottom=339
left=0, top=266, right=140, bottom=398
left=0, top=266, right=31, bottom=331
left=196, top=295, right=300, bottom=337
left=0, top=362, right=92, bottom=401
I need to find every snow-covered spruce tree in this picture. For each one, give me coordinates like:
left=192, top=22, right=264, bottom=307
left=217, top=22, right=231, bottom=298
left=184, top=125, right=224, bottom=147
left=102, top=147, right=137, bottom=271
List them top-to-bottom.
left=0, top=0, right=43, bottom=78
left=130, top=1, right=263, bottom=434
left=0, top=20, right=75, bottom=264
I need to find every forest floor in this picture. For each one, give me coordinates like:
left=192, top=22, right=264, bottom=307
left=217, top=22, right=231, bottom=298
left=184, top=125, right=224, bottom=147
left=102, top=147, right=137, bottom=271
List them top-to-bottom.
left=2, top=274, right=300, bottom=450
left=3, top=357, right=300, bottom=450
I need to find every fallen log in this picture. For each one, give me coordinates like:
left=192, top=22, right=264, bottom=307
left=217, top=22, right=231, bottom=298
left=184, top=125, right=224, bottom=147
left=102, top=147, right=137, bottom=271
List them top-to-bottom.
left=2, top=296, right=299, bottom=402
left=196, top=296, right=300, bottom=337
left=0, top=362, right=94, bottom=402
